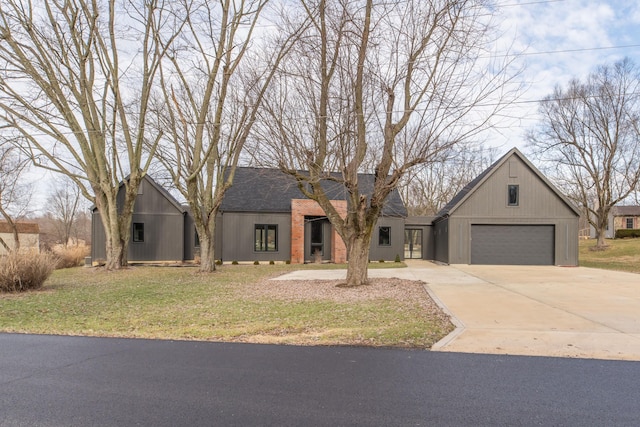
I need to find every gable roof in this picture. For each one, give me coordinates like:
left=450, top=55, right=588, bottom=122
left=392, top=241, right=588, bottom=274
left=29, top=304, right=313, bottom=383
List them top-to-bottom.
left=435, top=147, right=581, bottom=219
left=221, top=167, right=407, bottom=217
left=91, top=174, right=185, bottom=214
left=141, top=174, right=185, bottom=214
left=612, top=205, right=640, bottom=216
left=0, top=222, right=39, bottom=234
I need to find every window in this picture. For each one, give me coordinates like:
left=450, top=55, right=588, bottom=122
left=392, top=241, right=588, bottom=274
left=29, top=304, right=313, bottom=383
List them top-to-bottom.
left=508, top=185, right=519, bottom=206
left=627, top=218, right=634, bottom=229
left=133, top=223, right=144, bottom=242
left=255, top=224, right=278, bottom=252
left=378, top=226, right=391, bottom=246
left=194, top=229, right=200, bottom=248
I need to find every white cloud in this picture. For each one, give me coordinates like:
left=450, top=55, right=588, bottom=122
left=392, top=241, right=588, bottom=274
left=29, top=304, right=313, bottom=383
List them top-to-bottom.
left=482, top=0, right=640, bottom=152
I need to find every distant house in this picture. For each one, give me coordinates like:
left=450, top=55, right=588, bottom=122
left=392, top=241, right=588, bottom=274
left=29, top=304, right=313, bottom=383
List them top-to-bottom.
left=90, top=148, right=580, bottom=266
left=590, top=206, right=640, bottom=239
left=0, top=222, right=40, bottom=255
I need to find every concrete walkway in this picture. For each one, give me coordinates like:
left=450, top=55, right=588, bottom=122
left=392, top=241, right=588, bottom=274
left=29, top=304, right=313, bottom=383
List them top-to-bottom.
left=275, top=261, right=640, bottom=361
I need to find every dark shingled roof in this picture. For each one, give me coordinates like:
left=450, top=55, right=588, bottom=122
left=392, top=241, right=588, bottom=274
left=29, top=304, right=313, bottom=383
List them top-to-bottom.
left=221, top=167, right=407, bottom=217
left=612, top=206, right=640, bottom=216
left=0, top=222, right=39, bottom=234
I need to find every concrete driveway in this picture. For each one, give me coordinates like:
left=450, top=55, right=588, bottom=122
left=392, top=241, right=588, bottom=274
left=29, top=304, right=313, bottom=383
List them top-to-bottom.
left=409, top=261, right=640, bottom=360
left=276, top=262, right=640, bottom=360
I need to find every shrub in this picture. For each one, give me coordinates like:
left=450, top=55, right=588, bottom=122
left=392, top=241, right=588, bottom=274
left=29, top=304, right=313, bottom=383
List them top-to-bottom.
left=615, top=229, right=640, bottom=239
left=52, top=245, right=90, bottom=269
left=0, top=251, right=56, bottom=293
left=395, top=254, right=401, bottom=263
left=215, top=259, right=223, bottom=266
left=378, top=259, right=385, bottom=263
left=231, top=260, right=239, bottom=265
left=253, top=260, right=260, bottom=265
left=269, top=260, right=275, bottom=265
left=285, top=260, right=291, bottom=265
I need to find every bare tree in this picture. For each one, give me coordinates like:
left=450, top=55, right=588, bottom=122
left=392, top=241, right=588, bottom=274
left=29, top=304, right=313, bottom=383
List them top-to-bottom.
left=0, top=0, right=182, bottom=269
left=151, top=0, right=306, bottom=272
left=255, top=0, right=519, bottom=286
left=528, top=58, right=640, bottom=249
left=0, top=143, right=32, bottom=252
left=400, top=146, right=497, bottom=216
left=46, top=176, right=82, bottom=248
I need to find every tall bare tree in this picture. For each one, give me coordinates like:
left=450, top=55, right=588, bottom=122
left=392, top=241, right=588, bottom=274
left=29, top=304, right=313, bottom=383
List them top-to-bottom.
left=0, top=0, right=182, bottom=269
left=151, top=0, right=306, bottom=272
left=255, top=0, right=519, bottom=286
left=528, top=58, right=640, bottom=249
left=0, top=143, right=32, bottom=252
left=400, top=146, right=497, bottom=216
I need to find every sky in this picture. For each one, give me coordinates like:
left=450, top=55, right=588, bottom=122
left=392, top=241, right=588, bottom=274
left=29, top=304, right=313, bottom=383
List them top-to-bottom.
left=23, top=0, right=640, bottom=213
left=487, top=0, right=640, bottom=153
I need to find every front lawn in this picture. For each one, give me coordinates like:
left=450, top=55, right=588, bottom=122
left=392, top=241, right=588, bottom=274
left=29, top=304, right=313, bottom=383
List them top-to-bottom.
left=579, top=238, right=640, bottom=274
left=0, top=264, right=453, bottom=348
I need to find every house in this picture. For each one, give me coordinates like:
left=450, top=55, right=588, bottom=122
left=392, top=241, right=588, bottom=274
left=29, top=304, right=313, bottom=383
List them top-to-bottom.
left=90, top=148, right=580, bottom=266
left=425, top=148, right=580, bottom=266
left=217, top=168, right=407, bottom=263
left=91, top=169, right=407, bottom=264
left=91, top=175, right=193, bottom=263
left=589, top=206, right=640, bottom=239
left=0, top=222, right=40, bottom=255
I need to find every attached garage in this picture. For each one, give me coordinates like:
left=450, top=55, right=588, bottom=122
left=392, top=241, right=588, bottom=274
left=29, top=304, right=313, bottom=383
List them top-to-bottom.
left=429, top=148, right=580, bottom=266
left=470, top=225, right=555, bottom=265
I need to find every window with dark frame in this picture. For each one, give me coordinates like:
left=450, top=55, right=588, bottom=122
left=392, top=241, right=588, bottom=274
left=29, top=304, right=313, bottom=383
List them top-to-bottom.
left=508, top=185, right=519, bottom=206
left=627, top=218, right=634, bottom=229
left=132, top=223, right=144, bottom=242
left=255, top=224, right=278, bottom=252
left=378, top=226, right=391, bottom=246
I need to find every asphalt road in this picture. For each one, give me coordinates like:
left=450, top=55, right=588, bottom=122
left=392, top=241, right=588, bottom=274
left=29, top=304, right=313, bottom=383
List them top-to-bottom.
left=1, top=334, right=639, bottom=426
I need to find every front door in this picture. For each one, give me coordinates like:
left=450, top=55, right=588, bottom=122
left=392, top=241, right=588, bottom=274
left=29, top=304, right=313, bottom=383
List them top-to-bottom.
left=304, top=216, right=331, bottom=262
left=404, top=229, right=423, bottom=259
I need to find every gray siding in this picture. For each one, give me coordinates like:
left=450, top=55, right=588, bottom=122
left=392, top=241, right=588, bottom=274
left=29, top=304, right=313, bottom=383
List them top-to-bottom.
left=445, top=155, right=579, bottom=266
left=453, top=156, right=577, bottom=219
left=91, top=176, right=186, bottom=263
left=91, top=211, right=106, bottom=261
left=128, top=212, right=185, bottom=261
left=219, top=212, right=292, bottom=262
left=369, top=217, right=405, bottom=261
left=446, top=217, right=578, bottom=265
left=433, top=219, right=449, bottom=264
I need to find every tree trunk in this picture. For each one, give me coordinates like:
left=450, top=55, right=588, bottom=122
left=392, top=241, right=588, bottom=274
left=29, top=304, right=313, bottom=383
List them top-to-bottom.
left=97, top=190, right=134, bottom=270
left=594, top=206, right=610, bottom=250
left=198, top=232, right=217, bottom=273
left=344, top=233, right=372, bottom=287
left=104, top=236, right=126, bottom=270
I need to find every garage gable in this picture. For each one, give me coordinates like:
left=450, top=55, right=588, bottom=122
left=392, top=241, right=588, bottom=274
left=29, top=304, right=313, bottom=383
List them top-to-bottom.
left=431, top=148, right=579, bottom=266
left=437, top=148, right=580, bottom=220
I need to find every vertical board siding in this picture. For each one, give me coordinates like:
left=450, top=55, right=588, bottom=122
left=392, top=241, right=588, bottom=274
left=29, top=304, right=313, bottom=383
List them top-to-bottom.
left=445, top=154, right=579, bottom=266
left=220, top=212, right=292, bottom=262
left=369, top=217, right=406, bottom=262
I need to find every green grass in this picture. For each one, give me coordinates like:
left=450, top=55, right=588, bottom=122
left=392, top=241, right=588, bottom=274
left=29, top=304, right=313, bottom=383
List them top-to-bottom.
left=579, top=238, right=640, bottom=274
left=0, top=263, right=452, bottom=348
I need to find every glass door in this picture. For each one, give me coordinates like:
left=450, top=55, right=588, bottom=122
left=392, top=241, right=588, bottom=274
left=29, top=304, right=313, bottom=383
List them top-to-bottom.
left=404, top=229, right=423, bottom=259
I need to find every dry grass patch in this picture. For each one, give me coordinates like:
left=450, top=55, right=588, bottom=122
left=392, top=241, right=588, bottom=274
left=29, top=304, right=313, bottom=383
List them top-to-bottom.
left=579, top=238, right=640, bottom=274
left=0, top=265, right=453, bottom=348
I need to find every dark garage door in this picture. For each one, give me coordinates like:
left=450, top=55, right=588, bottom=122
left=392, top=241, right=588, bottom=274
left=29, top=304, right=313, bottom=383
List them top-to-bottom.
left=471, top=225, right=555, bottom=265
